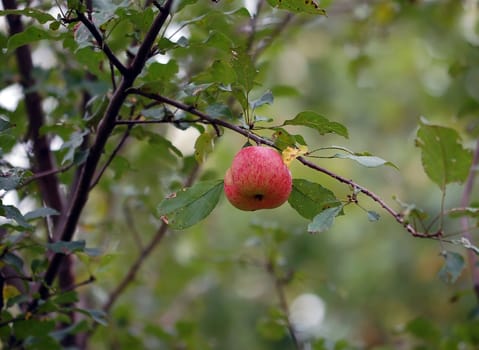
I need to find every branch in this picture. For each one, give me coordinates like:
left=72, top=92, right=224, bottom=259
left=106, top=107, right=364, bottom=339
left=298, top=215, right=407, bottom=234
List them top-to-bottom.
left=3, top=0, right=65, bottom=233
left=34, top=0, right=175, bottom=303
left=246, top=0, right=265, bottom=53
left=75, top=11, right=128, bottom=76
left=252, top=12, right=294, bottom=61
left=128, top=89, right=440, bottom=239
left=115, top=118, right=202, bottom=125
left=89, top=124, right=133, bottom=190
left=461, top=137, right=479, bottom=302
left=75, top=161, right=201, bottom=350
left=102, top=162, right=199, bottom=313
left=17, top=164, right=74, bottom=190
left=102, top=223, right=168, bottom=313
left=265, top=260, right=300, bottom=349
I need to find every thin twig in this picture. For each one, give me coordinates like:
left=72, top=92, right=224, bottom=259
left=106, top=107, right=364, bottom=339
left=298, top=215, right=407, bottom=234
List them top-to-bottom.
left=246, top=0, right=265, bottom=54
left=75, top=11, right=127, bottom=76
left=252, top=12, right=294, bottom=61
left=115, top=118, right=203, bottom=125
left=89, top=124, right=133, bottom=189
left=102, top=162, right=200, bottom=313
left=17, top=163, right=74, bottom=189
left=123, top=200, right=144, bottom=252
left=102, top=223, right=168, bottom=313
left=265, top=260, right=301, bottom=350
left=60, top=276, right=96, bottom=293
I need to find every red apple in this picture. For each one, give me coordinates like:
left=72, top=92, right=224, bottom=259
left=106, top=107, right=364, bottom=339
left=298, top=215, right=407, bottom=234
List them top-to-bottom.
left=224, top=146, right=292, bottom=211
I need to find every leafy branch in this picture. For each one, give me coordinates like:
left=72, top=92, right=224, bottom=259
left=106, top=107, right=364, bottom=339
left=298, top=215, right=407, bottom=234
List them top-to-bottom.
left=34, top=0, right=175, bottom=304
left=74, top=11, right=127, bottom=76
left=126, top=89, right=441, bottom=239
left=265, top=259, right=300, bottom=349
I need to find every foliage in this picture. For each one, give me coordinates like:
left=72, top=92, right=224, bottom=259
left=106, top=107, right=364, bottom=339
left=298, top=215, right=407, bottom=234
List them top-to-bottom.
left=0, top=0, right=478, bottom=349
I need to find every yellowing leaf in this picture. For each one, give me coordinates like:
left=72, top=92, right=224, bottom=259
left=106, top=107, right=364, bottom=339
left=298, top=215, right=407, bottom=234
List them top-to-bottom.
left=282, top=146, right=308, bottom=167
left=3, top=285, right=20, bottom=302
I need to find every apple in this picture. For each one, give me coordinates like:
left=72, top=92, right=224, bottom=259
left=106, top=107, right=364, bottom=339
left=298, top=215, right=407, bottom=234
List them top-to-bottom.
left=224, top=146, right=292, bottom=211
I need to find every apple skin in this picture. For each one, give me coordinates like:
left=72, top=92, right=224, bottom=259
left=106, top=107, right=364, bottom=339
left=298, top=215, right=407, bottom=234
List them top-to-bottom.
left=224, top=146, right=292, bottom=211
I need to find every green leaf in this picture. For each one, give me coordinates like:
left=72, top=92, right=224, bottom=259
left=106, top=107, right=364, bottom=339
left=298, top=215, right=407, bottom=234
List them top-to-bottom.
left=173, top=0, right=198, bottom=13
left=266, top=0, right=327, bottom=15
left=0, top=9, right=56, bottom=24
left=7, top=26, right=58, bottom=52
left=205, top=31, right=234, bottom=52
left=75, top=48, right=110, bottom=81
left=231, top=49, right=257, bottom=95
left=139, top=60, right=179, bottom=92
left=146, top=60, right=179, bottom=81
left=209, top=60, right=236, bottom=85
left=271, top=85, right=300, bottom=97
left=250, top=91, right=274, bottom=110
left=205, top=103, right=234, bottom=119
left=141, top=106, right=170, bottom=120
left=283, top=111, right=349, bottom=138
left=0, top=118, right=14, bottom=132
left=416, top=118, right=472, bottom=189
left=272, top=128, right=307, bottom=150
left=59, top=130, right=89, bottom=165
left=146, top=132, right=183, bottom=158
left=194, top=132, right=214, bottom=164
left=333, top=153, right=397, bottom=168
left=110, top=155, right=132, bottom=180
left=0, top=174, right=21, bottom=191
left=288, top=179, right=340, bottom=220
left=157, top=180, right=223, bottom=230
left=0, top=204, right=32, bottom=229
left=307, top=205, right=343, bottom=234
left=24, top=207, right=59, bottom=221
left=448, top=207, right=479, bottom=218
left=367, top=210, right=380, bottom=222
left=449, top=238, right=479, bottom=255
left=47, top=240, right=86, bottom=254
left=83, top=247, right=103, bottom=257
left=438, top=251, right=465, bottom=284
left=2, top=252, right=24, bottom=272
left=31, top=259, right=48, bottom=274
left=52, top=291, right=79, bottom=305
left=256, top=306, right=287, bottom=340
left=77, top=308, right=108, bottom=326
left=256, top=316, right=286, bottom=341
left=405, top=317, right=440, bottom=341
left=13, top=319, right=56, bottom=340
left=50, top=320, right=89, bottom=342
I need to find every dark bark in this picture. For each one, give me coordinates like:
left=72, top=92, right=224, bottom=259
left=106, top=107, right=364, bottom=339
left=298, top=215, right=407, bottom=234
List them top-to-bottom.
left=3, top=0, right=65, bottom=233
left=36, top=0, right=175, bottom=303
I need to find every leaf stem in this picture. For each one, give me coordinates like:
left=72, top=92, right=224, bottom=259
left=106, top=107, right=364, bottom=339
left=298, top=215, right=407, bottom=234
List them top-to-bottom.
left=75, top=11, right=128, bottom=76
